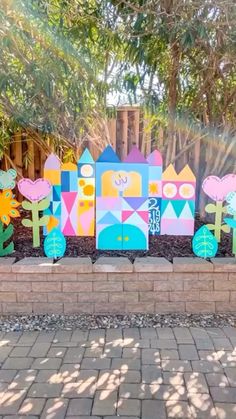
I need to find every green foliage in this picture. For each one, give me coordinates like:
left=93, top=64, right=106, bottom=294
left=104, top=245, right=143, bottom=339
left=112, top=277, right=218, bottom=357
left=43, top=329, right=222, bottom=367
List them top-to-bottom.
left=0, top=0, right=236, bottom=149
left=0, top=0, right=110, bottom=146
left=0, top=222, right=14, bottom=256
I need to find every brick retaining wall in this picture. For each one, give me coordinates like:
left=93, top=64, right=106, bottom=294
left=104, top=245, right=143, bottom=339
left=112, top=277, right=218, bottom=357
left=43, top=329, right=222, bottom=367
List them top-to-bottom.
left=0, top=256, right=236, bottom=314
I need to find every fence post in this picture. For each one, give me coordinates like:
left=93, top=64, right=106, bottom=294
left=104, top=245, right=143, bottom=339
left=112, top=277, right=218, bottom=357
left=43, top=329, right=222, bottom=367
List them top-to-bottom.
left=128, top=106, right=140, bottom=152
left=116, top=107, right=128, bottom=160
left=107, top=117, right=117, bottom=150
left=12, top=130, right=23, bottom=176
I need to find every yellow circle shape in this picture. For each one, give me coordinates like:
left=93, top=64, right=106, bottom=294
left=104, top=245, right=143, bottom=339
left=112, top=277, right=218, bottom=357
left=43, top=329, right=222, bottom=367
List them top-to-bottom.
left=179, top=183, right=195, bottom=199
left=83, top=184, right=95, bottom=196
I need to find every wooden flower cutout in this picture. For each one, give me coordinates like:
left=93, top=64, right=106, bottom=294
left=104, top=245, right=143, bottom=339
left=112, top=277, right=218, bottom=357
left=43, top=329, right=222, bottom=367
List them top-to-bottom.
left=0, top=190, right=20, bottom=225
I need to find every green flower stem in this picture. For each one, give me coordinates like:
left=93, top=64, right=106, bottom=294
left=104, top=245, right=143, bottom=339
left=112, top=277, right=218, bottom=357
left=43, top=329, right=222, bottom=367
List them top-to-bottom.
left=215, top=201, right=223, bottom=242
left=32, top=202, right=40, bottom=248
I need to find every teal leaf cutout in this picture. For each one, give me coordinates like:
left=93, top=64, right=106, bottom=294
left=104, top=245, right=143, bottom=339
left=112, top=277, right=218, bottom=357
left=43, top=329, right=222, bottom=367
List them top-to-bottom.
left=0, top=169, right=17, bottom=190
left=0, top=221, right=14, bottom=256
left=192, top=226, right=218, bottom=259
left=44, top=228, right=66, bottom=259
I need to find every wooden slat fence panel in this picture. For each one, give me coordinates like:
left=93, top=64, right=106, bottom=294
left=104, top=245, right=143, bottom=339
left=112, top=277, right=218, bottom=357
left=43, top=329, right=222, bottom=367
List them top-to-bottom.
left=1, top=105, right=235, bottom=214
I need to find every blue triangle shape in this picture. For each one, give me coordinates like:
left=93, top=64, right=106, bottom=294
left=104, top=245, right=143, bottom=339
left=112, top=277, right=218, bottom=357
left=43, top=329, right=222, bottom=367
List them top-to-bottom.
left=97, top=146, right=120, bottom=163
left=78, top=148, right=94, bottom=164
left=53, top=186, right=61, bottom=201
left=123, top=197, right=147, bottom=210
left=98, top=211, right=121, bottom=225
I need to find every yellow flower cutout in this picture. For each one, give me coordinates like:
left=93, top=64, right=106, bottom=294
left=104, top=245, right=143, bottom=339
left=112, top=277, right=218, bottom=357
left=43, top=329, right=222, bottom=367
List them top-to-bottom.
left=149, top=182, right=158, bottom=195
left=0, top=190, right=20, bottom=225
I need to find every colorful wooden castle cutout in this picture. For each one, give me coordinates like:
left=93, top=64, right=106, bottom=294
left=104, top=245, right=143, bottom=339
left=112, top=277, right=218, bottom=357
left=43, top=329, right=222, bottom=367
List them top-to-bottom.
left=96, top=146, right=149, bottom=250
left=42, top=147, right=196, bottom=245
left=43, top=149, right=95, bottom=236
left=77, top=149, right=95, bottom=236
left=147, top=150, right=163, bottom=235
left=44, top=153, right=61, bottom=234
left=160, top=164, right=196, bottom=235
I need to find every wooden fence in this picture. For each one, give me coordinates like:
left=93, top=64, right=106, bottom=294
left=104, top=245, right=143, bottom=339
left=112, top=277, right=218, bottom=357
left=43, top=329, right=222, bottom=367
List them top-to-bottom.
left=1, top=105, right=235, bottom=212
left=1, top=105, right=200, bottom=176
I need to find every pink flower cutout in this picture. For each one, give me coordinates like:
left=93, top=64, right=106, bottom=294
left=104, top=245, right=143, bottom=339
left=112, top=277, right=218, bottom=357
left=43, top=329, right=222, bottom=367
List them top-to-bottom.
left=202, top=174, right=236, bottom=202
left=18, top=178, right=51, bottom=202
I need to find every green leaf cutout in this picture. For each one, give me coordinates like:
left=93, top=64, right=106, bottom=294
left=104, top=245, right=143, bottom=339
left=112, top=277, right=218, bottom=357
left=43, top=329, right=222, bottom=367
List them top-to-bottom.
left=37, top=198, right=50, bottom=211
left=22, top=200, right=32, bottom=210
left=205, top=203, right=216, bottom=213
left=22, top=218, right=33, bottom=227
left=0, top=221, right=14, bottom=256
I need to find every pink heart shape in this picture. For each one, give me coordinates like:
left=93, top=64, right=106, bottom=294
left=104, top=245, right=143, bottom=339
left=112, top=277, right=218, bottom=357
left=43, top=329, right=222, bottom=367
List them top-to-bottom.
left=202, top=174, right=236, bottom=202
left=18, top=178, right=51, bottom=202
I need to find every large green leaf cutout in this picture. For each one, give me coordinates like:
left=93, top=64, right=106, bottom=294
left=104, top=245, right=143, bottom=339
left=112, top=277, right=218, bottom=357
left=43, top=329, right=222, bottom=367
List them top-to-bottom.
left=0, top=221, right=14, bottom=256
left=192, top=225, right=218, bottom=259
left=44, top=228, right=66, bottom=259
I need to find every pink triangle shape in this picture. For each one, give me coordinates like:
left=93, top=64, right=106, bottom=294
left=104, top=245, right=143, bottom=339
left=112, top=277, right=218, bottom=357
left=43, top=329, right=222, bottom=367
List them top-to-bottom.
left=62, top=192, right=77, bottom=213
left=122, top=211, right=133, bottom=222
left=137, top=211, right=149, bottom=223
left=63, top=218, right=75, bottom=235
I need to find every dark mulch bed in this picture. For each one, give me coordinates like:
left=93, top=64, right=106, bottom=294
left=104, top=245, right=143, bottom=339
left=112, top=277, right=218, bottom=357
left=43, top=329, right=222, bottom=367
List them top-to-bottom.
left=11, top=214, right=233, bottom=262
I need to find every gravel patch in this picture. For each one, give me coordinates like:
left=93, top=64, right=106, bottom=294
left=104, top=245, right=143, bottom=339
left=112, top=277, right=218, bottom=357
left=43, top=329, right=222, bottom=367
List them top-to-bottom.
left=0, top=313, right=236, bottom=332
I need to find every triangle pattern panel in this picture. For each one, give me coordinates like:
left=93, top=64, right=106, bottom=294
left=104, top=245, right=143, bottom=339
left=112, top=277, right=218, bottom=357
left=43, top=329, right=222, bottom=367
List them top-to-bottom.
left=53, top=186, right=61, bottom=201
left=61, top=192, right=78, bottom=236
left=62, top=192, right=77, bottom=214
left=123, top=197, right=147, bottom=211
left=172, top=200, right=187, bottom=217
left=188, top=200, right=195, bottom=217
left=179, top=201, right=194, bottom=220
left=161, top=202, right=177, bottom=219
left=98, top=211, right=121, bottom=225
left=122, top=211, right=146, bottom=225
left=137, top=211, right=149, bottom=223
left=63, top=218, right=75, bottom=236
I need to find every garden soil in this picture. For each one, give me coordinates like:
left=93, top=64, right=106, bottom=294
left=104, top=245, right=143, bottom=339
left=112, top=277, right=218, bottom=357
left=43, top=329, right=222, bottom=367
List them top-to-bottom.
left=11, top=215, right=232, bottom=262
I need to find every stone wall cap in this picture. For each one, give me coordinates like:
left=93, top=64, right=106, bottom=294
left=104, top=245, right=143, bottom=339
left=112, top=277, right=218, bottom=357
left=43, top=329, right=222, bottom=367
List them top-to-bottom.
left=12, top=257, right=53, bottom=273
left=53, top=257, right=92, bottom=273
left=93, top=257, right=133, bottom=273
left=134, top=257, right=173, bottom=272
left=173, top=257, right=213, bottom=272
left=0, top=258, right=16, bottom=272
left=211, top=258, right=236, bottom=272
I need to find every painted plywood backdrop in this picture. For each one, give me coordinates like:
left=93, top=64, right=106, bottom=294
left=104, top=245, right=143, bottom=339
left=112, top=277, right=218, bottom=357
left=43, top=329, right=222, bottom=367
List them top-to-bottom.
left=41, top=146, right=197, bottom=249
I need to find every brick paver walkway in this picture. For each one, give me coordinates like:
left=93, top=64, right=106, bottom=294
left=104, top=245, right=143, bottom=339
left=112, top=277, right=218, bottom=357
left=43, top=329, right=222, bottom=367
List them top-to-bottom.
left=0, top=327, right=236, bottom=418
